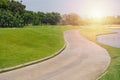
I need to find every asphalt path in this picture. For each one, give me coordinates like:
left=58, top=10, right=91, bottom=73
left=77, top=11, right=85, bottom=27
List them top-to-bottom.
left=0, top=30, right=110, bottom=80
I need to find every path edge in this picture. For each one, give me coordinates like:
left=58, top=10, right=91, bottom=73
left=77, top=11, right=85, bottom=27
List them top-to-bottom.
left=0, top=43, right=66, bottom=73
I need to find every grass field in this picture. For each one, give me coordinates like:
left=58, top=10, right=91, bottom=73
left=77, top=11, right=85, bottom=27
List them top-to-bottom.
left=0, top=25, right=80, bottom=69
left=1, top=25, right=120, bottom=80
left=80, top=25, right=120, bottom=80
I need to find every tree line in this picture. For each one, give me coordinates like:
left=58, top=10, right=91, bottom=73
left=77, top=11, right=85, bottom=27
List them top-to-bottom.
left=0, top=0, right=120, bottom=28
left=0, top=0, right=62, bottom=28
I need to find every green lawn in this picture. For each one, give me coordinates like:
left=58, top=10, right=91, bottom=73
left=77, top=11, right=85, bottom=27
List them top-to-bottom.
left=0, top=25, right=80, bottom=69
left=2, top=25, right=119, bottom=80
left=80, top=25, right=120, bottom=80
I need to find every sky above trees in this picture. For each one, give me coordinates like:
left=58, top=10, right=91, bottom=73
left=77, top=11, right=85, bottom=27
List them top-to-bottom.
left=16, top=0, right=120, bottom=18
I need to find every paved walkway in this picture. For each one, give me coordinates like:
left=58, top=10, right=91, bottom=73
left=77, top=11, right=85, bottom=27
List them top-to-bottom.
left=0, top=30, right=110, bottom=80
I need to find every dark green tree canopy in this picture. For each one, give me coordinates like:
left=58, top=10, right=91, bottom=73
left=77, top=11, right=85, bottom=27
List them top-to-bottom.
left=0, top=0, right=9, bottom=10
left=0, top=0, right=25, bottom=27
left=0, top=0, right=62, bottom=27
left=8, top=0, right=26, bottom=14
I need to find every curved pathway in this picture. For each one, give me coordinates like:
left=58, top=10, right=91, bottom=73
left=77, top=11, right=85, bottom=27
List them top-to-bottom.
left=0, top=30, right=110, bottom=80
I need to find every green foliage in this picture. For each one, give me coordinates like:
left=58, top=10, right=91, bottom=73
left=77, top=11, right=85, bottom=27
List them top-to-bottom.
left=0, top=0, right=25, bottom=28
left=0, top=0, right=9, bottom=10
left=0, top=0, right=62, bottom=27
left=0, top=0, right=81, bottom=27
left=8, top=0, right=25, bottom=15
left=0, top=11, right=24, bottom=28
left=23, top=11, right=34, bottom=25
left=32, top=12, right=61, bottom=25
left=37, top=12, right=46, bottom=24
left=45, top=12, right=61, bottom=25
left=32, top=13, right=40, bottom=25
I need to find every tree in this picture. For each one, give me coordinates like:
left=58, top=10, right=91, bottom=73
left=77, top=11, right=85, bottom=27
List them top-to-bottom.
left=0, top=0, right=9, bottom=11
left=0, top=0, right=63, bottom=27
left=0, top=0, right=26, bottom=27
left=8, top=0, right=26, bottom=15
left=0, top=11, right=24, bottom=28
left=0, top=11, right=15, bottom=27
left=23, top=11, right=34, bottom=25
left=32, top=12, right=40, bottom=25
left=32, top=12, right=61, bottom=25
left=37, top=12, right=46, bottom=24
left=45, top=12, right=61, bottom=25
left=61, top=13, right=81, bottom=25
left=114, top=16, right=120, bottom=24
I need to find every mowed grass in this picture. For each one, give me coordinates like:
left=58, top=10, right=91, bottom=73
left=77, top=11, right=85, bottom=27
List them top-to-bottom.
left=0, top=25, right=80, bottom=69
left=80, top=25, right=120, bottom=80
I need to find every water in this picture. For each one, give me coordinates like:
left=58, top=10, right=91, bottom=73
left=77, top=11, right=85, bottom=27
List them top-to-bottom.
left=97, top=29, right=120, bottom=48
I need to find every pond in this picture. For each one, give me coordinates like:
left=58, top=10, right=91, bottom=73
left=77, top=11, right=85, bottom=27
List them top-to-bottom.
left=97, top=28, right=120, bottom=48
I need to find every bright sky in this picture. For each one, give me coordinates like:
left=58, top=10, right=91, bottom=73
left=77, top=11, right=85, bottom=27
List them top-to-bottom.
left=16, top=0, right=120, bottom=18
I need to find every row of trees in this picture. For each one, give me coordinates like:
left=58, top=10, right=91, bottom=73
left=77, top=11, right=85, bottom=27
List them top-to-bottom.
left=0, top=0, right=62, bottom=28
left=0, top=0, right=81, bottom=28
left=0, top=0, right=94, bottom=28
left=1, top=0, right=120, bottom=28
left=22, top=11, right=61, bottom=26
left=84, top=16, right=120, bottom=25
left=101, top=16, right=120, bottom=24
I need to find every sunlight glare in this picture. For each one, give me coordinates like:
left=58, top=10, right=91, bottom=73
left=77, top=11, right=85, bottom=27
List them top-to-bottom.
left=89, top=7, right=106, bottom=19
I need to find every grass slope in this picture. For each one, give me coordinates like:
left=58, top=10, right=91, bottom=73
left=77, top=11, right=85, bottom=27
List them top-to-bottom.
left=0, top=25, right=80, bottom=69
left=80, top=25, right=120, bottom=80
left=0, top=26, right=62, bottom=68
